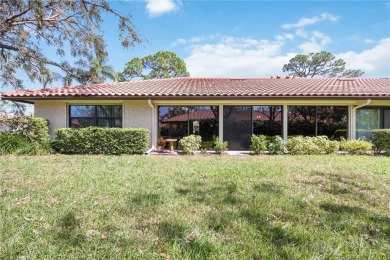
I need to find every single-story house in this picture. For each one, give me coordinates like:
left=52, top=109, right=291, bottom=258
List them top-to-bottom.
left=2, top=77, right=389, bottom=150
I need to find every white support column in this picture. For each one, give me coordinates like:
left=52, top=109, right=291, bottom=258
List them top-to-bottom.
left=147, top=99, right=157, bottom=149
left=219, top=104, right=223, bottom=141
left=283, top=104, right=288, bottom=141
left=348, top=105, right=354, bottom=140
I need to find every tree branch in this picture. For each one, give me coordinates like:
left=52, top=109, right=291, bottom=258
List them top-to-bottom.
left=0, top=43, right=19, bottom=51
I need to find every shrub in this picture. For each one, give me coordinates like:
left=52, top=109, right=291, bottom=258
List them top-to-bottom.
left=5, top=116, right=50, bottom=143
left=54, top=127, right=149, bottom=155
left=371, top=129, right=390, bottom=154
left=0, top=133, right=52, bottom=155
left=0, top=133, right=29, bottom=154
left=250, top=134, right=267, bottom=155
left=179, top=135, right=202, bottom=154
left=267, top=136, right=285, bottom=155
left=286, top=136, right=339, bottom=155
left=287, top=136, right=320, bottom=155
left=312, top=136, right=340, bottom=154
left=213, top=137, right=228, bottom=154
left=339, top=138, right=373, bottom=155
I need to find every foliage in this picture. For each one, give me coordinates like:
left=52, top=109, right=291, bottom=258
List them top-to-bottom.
left=0, top=0, right=141, bottom=91
left=119, top=51, right=190, bottom=81
left=283, top=51, right=364, bottom=78
left=59, top=55, right=117, bottom=86
left=3, top=116, right=50, bottom=143
left=53, top=127, right=149, bottom=155
left=371, top=130, right=390, bottom=154
left=0, top=133, right=52, bottom=155
left=0, top=133, right=29, bottom=154
left=250, top=134, right=267, bottom=155
left=179, top=135, right=202, bottom=154
left=267, top=136, right=285, bottom=154
left=286, top=136, right=339, bottom=155
left=313, top=136, right=340, bottom=154
left=213, top=137, right=228, bottom=154
left=339, top=138, right=373, bottom=155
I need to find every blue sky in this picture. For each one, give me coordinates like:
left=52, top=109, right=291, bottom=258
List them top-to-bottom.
left=11, top=0, right=390, bottom=90
left=101, top=0, right=390, bottom=79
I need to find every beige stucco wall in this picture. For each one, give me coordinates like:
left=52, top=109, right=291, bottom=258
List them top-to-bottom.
left=34, top=100, right=67, bottom=138
left=34, top=100, right=154, bottom=145
left=123, top=100, right=153, bottom=147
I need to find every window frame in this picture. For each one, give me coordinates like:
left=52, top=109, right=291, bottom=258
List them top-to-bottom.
left=68, top=104, right=123, bottom=128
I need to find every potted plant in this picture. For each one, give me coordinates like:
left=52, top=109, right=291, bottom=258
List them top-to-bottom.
left=157, top=137, right=167, bottom=152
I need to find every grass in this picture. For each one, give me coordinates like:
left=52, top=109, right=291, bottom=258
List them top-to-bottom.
left=1, top=155, right=389, bottom=259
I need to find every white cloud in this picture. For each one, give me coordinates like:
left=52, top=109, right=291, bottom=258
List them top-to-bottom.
left=146, top=0, right=179, bottom=16
left=282, top=12, right=339, bottom=29
left=297, top=30, right=332, bottom=53
left=171, top=36, right=206, bottom=47
left=184, top=37, right=296, bottom=77
left=337, top=38, right=390, bottom=76
left=364, top=38, right=375, bottom=44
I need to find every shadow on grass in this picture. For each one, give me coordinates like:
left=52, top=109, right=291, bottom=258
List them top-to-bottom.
left=175, top=181, right=240, bottom=205
left=253, top=182, right=282, bottom=195
left=130, top=192, right=165, bottom=207
left=319, top=202, right=364, bottom=214
left=320, top=202, right=390, bottom=242
left=240, top=208, right=308, bottom=259
left=55, top=211, right=85, bottom=246
left=157, top=220, right=218, bottom=258
left=181, top=240, right=217, bottom=259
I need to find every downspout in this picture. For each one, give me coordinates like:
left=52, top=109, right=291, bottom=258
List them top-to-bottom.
left=147, top=99, right=155, bottom=153
left=351, top=99, right=371, bottom=140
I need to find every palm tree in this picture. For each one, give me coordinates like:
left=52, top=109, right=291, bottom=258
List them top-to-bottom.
left=77, top=55, right=117, bottom=85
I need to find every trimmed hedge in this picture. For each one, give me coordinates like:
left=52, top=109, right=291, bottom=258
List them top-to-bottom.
left=53, top=127, right=149, bottom=155
left=371, top=129, right=390, bottom=154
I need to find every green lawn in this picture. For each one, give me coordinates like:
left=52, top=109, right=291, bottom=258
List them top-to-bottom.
left=1, top=155, right=389, bottom=259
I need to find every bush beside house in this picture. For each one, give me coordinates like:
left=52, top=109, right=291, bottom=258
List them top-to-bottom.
left=0, top=116, right=52, bottom=155
left=53, top=127, right=149, bottom=155
left=371, top=129, right=390, bottom=154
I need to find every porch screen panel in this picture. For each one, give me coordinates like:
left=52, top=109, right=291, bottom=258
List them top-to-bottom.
left=158, top=106, right=189, bottom=140
left=189, top=106, right=219, bottom=149
left=223, top=106, right=252, bottom=150
left=253, top=106, right=282, bottom=136
left=288, top=106, right=316, bottom=136
left=317, top=106, right=348, bottom=139
left=356, top=109, right=380, bottom=139
left=384, top=109, right=390, bottom=129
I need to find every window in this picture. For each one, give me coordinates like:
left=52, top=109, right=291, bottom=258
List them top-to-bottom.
left=69, top=105, right=122, bottom=128
left=356, top=107, right=390, bottom=139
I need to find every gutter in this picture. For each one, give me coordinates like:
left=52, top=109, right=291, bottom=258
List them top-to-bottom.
left=147, top=99, right=156, bottom=150
left=351, top=99, right=371, bottom=140
left=353, top=99, right=371, bottom=112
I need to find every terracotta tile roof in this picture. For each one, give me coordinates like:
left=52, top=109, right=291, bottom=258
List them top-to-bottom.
left=2, top=77, right=390, bottom=100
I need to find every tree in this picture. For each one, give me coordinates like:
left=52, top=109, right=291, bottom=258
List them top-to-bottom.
left=0, top=0, right=141, bottom=91
left=119, top=51, right=189, bottom=81
left=283, top=51, right=364, bottom=78
left=75, top=55, right=117, bottom=85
